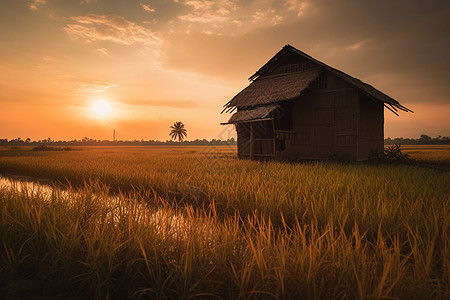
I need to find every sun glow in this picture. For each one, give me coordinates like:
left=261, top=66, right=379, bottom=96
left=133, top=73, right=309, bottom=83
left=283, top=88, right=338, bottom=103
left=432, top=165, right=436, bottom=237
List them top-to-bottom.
left=92, top=100, right=112, bottom=116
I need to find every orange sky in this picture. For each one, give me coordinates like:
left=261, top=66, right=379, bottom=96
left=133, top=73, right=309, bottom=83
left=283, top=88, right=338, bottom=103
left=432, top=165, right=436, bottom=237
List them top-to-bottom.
left=1, top=0, right=449, bottom=141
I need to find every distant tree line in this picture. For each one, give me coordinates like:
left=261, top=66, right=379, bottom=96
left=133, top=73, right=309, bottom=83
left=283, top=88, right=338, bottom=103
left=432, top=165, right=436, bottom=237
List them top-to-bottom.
left=2, top=135, right=449, bottom=146
left=384, top=135, right=450, bottom=145
left=0, top=137, right=237, bottom=147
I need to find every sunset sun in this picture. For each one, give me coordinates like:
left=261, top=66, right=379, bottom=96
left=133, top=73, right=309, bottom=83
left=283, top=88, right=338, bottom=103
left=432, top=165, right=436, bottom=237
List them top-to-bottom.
left=92, top=100, right=112, bottom=116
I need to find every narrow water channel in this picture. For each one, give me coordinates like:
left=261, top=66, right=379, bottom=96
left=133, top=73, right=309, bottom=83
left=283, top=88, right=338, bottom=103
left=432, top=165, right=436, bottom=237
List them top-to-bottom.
left=0, top=175, right=212, bottom=241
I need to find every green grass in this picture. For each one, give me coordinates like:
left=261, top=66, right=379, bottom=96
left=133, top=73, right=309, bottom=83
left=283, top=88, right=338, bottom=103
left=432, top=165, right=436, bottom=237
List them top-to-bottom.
left=0, top=146, right=449, bottom=299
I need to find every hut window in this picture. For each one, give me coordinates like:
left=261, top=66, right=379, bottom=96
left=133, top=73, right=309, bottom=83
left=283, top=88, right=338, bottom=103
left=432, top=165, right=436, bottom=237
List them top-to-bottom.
left=276, top=62, right=309, bottom=74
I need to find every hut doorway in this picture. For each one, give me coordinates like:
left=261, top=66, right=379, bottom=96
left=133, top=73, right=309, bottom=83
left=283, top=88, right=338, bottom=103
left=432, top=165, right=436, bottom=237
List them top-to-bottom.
left=236, top=120, right=275, bottom=159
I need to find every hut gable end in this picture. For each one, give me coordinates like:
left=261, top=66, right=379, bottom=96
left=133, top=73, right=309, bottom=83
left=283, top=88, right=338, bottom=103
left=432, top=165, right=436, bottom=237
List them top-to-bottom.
left=257, top=50, right=321, bottom=79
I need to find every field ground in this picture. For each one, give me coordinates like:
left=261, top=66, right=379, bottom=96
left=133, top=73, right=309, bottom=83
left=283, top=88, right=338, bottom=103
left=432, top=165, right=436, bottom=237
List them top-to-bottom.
left=2, top=144, right=450, bottom=163
left=0, top=145, right=449, bottom=299
left=399, top=145, right=450, bottom=166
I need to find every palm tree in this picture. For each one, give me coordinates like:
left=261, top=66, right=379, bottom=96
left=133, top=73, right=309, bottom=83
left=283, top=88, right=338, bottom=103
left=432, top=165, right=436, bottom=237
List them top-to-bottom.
left=169, top=121, right=187, bottom=146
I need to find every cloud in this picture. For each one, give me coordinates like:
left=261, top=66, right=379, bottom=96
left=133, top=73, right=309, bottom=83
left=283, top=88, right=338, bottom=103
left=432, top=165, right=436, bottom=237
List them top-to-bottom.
left=29, top=0, right=46, bottom=11
left=80, top=0, right=98, bottom=4
left=161, top=0, right=450, bottom=107
left=173, top=0, right=309, bottom=34
left=286, top=0, right=309, bottom=16
left=141, top=3, right=156, bottom=13
left=64, top=14, right=161, bottom=47
left=96, top=47, right=110, bottom=56
left=42, top=55, right=54, bottom=61
left=79, top=81, right=116, bottom=94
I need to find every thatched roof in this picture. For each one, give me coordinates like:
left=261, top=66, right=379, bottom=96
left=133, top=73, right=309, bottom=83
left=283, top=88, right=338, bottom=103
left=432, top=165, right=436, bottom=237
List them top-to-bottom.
left=223, top=45, right=412, bottom=115
left=226, top=68, right=322, bottom=109
left=327, top=68, right=412, bottom=114
left=221, top=105, right=278, bottom=125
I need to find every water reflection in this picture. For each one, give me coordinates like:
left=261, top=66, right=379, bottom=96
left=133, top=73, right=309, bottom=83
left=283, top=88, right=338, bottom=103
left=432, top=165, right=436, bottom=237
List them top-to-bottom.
left=0, top=176, right=206, bottom=241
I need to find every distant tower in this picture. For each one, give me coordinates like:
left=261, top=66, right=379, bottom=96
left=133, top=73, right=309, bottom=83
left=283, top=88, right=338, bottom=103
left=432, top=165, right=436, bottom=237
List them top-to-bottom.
left=113, top=129, right=115, bottom=142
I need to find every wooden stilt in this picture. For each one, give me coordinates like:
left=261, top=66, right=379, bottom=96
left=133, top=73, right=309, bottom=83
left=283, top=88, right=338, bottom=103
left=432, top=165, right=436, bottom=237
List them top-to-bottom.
left=272, top=118, right=276, bottom=157
left=250, top=122, right=253, bottom=159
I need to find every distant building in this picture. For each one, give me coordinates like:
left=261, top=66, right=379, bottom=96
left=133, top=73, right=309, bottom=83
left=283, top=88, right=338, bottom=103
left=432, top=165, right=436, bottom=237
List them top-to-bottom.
left=221, top=45, right=412, bottom=161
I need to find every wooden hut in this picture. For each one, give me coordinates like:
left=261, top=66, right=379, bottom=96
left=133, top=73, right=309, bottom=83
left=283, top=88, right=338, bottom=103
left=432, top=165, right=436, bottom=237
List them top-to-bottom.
left=221, top=45, right=412, bottom=161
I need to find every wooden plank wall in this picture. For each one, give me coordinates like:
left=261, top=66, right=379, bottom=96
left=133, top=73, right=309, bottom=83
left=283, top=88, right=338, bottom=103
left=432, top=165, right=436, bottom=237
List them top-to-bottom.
left=289, top=71, right=360, bottom=160
left=335, top=90, right=358, bottom=159
left=357, top=93, right=384, bottom=160
left=237, top=120, right=275, bottom=158
left=236, top=123, right=250, bottom=157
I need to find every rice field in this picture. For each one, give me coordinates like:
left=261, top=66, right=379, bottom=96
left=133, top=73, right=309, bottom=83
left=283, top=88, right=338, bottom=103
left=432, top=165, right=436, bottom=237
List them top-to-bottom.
left=401, top=145, right=450, bottom=166
left=0, top=146, right=449, bottom=299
